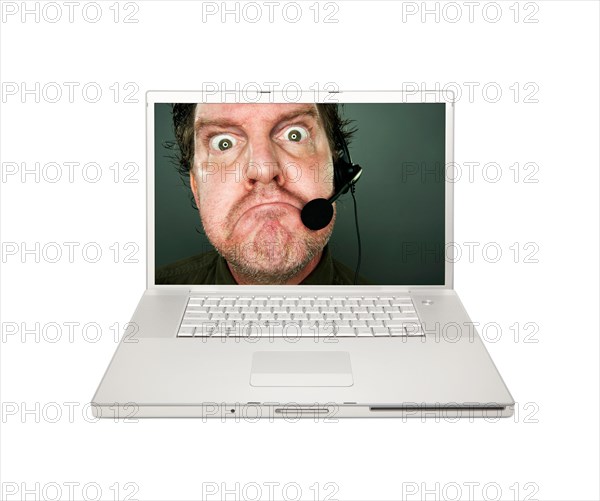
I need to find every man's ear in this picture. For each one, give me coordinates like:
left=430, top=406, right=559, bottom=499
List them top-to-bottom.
left=189, top=169, right=200, bottom=208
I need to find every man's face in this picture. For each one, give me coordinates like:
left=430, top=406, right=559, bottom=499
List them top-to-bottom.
left=190, top=103, right=336, bottom=284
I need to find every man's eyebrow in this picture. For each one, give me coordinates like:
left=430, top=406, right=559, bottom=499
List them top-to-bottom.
left=194, top=106, right=319, bottom=135
left=273, top=107, right=320, bottom=127
left=194, top=116, right=238, bottom=134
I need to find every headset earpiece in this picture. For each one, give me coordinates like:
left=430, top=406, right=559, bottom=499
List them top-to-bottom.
left=301, top=128, right=362, bottom=230
left=332, top=130, right=363, bottom=197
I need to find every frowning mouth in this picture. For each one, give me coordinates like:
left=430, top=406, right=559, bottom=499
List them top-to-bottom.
left=232, top=201, right=298, bottom=229
left=239, top=202, right=303, bottom=220
left=248, top=202, right=298, bottom=212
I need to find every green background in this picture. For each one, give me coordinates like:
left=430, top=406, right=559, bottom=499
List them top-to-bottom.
left=154, top=103, right=446, bottom=285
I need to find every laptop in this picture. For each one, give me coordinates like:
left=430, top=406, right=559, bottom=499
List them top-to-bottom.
left=91, top=89, right=514, bottom=419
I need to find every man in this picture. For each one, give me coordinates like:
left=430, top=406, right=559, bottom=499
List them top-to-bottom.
left=156, top=102, right=372, bottom=285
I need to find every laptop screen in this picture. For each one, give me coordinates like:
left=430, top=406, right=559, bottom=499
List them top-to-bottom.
left=154, top=102, right=447, bottom=286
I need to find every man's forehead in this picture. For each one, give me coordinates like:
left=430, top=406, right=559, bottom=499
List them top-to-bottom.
left=194, top=103, right=319, bottom=122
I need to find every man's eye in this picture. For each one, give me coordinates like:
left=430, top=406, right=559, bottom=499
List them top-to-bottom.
left=282, top=126, right=309, bottom=143
left=210, top=134, right=237, bottom=152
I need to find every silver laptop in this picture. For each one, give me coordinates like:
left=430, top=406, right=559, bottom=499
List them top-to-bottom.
left=91, top=90, right=514, bottom=419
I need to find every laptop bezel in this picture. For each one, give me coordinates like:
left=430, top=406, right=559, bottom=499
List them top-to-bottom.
left=145, top=90, right=455, bottom=292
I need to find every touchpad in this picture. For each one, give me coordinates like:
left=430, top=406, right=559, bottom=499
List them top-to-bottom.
left=250, top=351, right=353, bottom=387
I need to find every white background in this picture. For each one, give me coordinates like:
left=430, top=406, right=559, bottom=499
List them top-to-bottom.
left=1, top=1, right=598, bottom=500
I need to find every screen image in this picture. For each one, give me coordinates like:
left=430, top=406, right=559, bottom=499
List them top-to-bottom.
left=154, top=102, right=446, bottom=285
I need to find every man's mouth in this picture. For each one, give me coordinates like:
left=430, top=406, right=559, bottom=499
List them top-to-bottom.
left=239, top=200, right=303, bottom=220
left=231, top=201, right=299, bottom=232
left=248, top=201, right=298, bottom=212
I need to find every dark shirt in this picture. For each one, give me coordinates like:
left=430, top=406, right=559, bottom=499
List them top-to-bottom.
left=156, top=244, right=373, bottom=285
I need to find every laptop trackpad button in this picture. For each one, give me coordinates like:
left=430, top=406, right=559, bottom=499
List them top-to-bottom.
left=250, top=351, right=353, bottom=387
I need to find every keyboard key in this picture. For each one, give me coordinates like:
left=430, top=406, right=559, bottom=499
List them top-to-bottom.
left=185, top=306, right=208, bottom=313
left=320, top=307, right=337, bottom=314
left=185, top=310, right=211, bottom=317
left=372, top=313, right=390, bottom=320
left=389, top=313, right=419, bottom=320
left=386, top=319, right=420, bottom=327
left=194, top=324, right=219, bottom=336
left=404, top=324, right=423, bottom=336
left=178, top=326, right=195, bottom=337
left=333, top=326, right=357, bottom=336
left=371, top=327, right=390, bottom=336
left=389, top=327, right=406, bottom=336
left=356, top=329, right=373, bottom=337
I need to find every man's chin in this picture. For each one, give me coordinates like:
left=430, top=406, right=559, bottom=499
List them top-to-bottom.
left=224, top=237, right=305, bottom=264
left=221, top=243, right=315, bottom=284
left=231, top=252, right=304, bottom=275
left=226, top=258, right=307, bottom=285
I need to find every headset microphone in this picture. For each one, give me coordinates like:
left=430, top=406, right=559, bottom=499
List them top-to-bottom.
left=300, top=134, right=363, bottom=231
left=300, top=164, right=362, bottom=230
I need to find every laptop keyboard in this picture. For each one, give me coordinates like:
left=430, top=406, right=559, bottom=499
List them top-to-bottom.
left=177, top=295, right=424, bottom=338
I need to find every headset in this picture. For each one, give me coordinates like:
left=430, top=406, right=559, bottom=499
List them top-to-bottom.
left=300, top=129, right=363, bottom=285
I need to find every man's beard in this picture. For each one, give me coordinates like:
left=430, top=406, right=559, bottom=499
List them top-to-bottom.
left=203, top=206, right=335, bottom=285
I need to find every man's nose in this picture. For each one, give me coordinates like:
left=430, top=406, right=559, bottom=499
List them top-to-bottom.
left=244, top=136, right=286, bottom=186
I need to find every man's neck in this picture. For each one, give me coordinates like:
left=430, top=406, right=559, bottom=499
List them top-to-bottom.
left=228, top=249, right=323, bottom=285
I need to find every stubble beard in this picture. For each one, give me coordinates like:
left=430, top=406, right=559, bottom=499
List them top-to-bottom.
left=203, top=205, right=335, bottom=285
